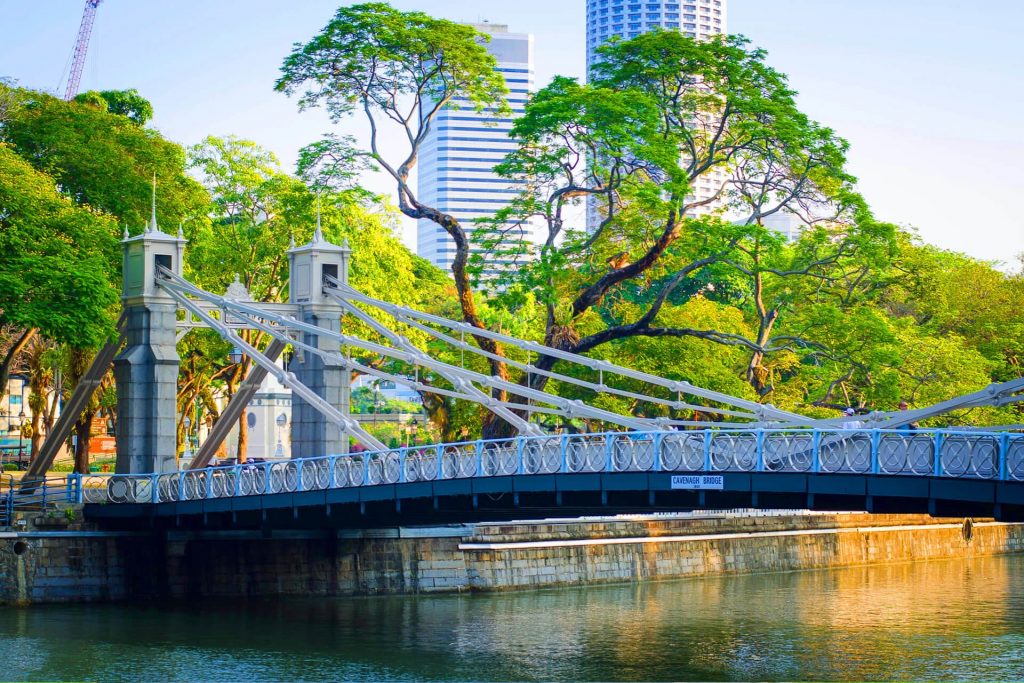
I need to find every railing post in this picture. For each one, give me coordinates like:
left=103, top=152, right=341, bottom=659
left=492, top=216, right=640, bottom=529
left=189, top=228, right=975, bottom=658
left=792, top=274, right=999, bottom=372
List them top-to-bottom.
left=703, top=430, right=712, bottom=472
left=756, top=430, right=765, bottom=472
left=812, top=430, right=822, bottom=473
left=871, top=430, right=881, bottom=475
left=653, top=432, right=664, bottom=472
left=934, top=432, right=945, bottom=477
left=604, top=433, right=614, bottom=473
left=999, top=433, right=1009, bottom=481
left=560, top=434, right=568, bottom=473
left=476, top=440, right=484, bottom=477
left=399, top=448, right=407, bottom=483
left=365, top=451, right=373, bottom=485
left=296, top=459, right=304, bottom=492
left=263, top=461, right=271, bottom=494
left=234, top=463, right=241, bottom=497
left=205, top=467, right=213, bottom=499
left=178, top=469, right=185, bottom=500
left=151, top=473, right=159, bottom=503
left=65, top=475, right=74, bottom=504
left=42, top=481, right=48, bottom=509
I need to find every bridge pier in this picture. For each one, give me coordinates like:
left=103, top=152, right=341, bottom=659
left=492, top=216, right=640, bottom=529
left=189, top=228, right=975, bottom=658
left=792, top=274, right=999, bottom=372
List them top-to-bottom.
left=114, top=209, right=185, bottom=474
left=287, top=227, right=351, bottom=457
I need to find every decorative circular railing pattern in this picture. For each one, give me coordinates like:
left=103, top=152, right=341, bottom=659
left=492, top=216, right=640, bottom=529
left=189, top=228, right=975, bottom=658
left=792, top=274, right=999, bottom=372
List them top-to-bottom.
left=70, top=429, right=1024, bottom=505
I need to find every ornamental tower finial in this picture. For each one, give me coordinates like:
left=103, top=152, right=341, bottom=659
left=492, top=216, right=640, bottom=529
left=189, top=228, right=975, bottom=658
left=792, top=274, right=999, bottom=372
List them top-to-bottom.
left=147, top=173, right=158, bottom=233
left=313, top=193, right=324, bottom=243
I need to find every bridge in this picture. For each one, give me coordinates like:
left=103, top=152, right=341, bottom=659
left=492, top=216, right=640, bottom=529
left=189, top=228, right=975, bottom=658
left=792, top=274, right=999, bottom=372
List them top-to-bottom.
left=7, top=190, right=1024, bottom=527
left=77, top=427, right=1024, bottom=527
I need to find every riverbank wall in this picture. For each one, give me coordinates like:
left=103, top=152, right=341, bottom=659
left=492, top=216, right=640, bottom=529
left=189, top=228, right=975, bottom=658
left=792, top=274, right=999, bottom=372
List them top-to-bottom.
left=2, top=513, right=1023, bottom=604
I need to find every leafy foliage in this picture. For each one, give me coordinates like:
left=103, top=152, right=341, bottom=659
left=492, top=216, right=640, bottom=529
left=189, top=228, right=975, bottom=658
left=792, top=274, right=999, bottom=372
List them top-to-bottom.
left=1, top=86, right=207, bottom=229
left=73, top=88, right=154, bottom=125
left=0, top=147, right=118, bottom=347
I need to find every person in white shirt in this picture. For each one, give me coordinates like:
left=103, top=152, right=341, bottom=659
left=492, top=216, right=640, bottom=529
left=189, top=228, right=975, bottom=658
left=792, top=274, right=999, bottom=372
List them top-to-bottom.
left=841, top=407, right=863, bottom=430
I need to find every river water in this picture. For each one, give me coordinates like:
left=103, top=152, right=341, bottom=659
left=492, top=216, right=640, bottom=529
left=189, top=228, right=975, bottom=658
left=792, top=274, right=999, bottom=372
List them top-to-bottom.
left=2, top=554, right=1023, bottom=682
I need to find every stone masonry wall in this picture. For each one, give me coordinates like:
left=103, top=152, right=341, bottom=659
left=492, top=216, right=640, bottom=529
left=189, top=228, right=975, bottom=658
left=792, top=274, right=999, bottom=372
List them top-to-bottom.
left=3, top=514, right=1023, bottom=604
left=460, top=515, right=1024, bottom=591
left=0, top=534, right=163, bottom=605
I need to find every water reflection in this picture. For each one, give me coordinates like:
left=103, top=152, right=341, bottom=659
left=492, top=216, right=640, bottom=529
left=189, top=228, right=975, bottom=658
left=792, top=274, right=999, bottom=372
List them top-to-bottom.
left=1, top=555, right=1022, bottom=681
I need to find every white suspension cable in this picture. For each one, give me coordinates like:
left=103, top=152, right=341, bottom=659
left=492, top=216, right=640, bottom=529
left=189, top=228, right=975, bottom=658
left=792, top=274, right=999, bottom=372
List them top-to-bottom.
left=159, top=271, right=664, bottom=431
left=329, top=281, right=812, bottom=425
left=161, top=282, right=388, bottom=452
left=329, top=287, right=761, bottom=421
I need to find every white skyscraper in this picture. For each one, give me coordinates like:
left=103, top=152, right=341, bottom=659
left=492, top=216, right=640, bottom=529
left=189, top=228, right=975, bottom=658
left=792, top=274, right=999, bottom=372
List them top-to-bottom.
left=586, top=0, right=728, bottom=219
left=587, top=0, right=726, bottom=68
left=417, top=23, right=540, bottom=279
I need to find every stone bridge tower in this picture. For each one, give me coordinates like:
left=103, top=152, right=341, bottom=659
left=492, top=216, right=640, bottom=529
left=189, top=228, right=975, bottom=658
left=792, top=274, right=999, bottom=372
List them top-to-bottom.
left=114, top=193, right=186, bottom=474
left=287, top=221, right=351, bottom=457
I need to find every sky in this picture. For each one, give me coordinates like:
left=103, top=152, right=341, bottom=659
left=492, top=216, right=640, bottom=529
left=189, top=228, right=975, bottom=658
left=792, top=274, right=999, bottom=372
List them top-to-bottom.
left=1, top=0, right=1022, bottom=268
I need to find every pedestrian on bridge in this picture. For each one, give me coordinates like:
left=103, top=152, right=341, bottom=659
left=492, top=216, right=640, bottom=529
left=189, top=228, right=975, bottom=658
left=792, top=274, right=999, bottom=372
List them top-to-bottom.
left=897, top=401, right=920, bottom=432
left=842, top=408, right=864, bottom=430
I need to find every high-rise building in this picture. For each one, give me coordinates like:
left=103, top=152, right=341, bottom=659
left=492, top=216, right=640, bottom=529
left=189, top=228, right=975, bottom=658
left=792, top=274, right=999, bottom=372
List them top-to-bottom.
left=586, top=0, right=728, bottom=219
left=586, top=0, right=727, bottom=69
left=417, top=23, right=540, bottom=279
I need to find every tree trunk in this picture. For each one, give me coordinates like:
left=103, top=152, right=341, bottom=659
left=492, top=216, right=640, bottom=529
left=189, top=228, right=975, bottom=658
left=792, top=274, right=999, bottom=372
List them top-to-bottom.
left=745, top=268, right=778, bottom=396
left=0, top=328, right=35, bottom=401
left=419, top=391, right=451, bottom=443
left=29, top=410, right=43, bottom=461
left=236, top=411, right=248, bottom=463
left=73, top=412, right=92, bottom=474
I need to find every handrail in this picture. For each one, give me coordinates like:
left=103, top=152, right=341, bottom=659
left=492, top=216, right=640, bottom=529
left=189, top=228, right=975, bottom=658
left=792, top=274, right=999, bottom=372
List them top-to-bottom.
left=72, top=428, right=1024, bottom=506
left=1, top=474, right=75, bottom=526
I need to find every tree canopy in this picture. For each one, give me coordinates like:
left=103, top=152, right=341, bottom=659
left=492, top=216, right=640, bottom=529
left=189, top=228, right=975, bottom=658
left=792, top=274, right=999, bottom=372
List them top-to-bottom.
left=276, top=2, right=512, bottom=389
left=72, top=88, right=154, bottom=125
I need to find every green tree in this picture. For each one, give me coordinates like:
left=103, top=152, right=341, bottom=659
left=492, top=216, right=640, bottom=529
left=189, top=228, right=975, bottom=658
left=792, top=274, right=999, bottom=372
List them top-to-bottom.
left=275, top=2, right=511, bottom=385
left=478, top=32, right=873, bottom=432
left=0, top=84, right=209, bottom=468
left=1, top=85, right=206, bottom=229
left=73, top=88, right=154, bottom=125
left=186, top=135, right=456, bottom=453
left=0, top=147, right=119, bottom=349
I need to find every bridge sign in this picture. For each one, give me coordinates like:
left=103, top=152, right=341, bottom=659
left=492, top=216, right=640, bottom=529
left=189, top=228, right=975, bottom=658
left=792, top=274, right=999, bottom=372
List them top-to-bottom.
left=670, top=475, right=724, bottom=490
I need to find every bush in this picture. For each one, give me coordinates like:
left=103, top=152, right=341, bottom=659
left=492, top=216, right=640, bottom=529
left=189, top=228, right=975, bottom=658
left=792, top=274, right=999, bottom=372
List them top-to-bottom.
left=2, top=463, right=17, bottom=471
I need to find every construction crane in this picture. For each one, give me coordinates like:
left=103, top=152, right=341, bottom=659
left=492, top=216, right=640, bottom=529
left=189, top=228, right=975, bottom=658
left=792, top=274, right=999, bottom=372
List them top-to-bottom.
left=64, top=0, right=103, bottom=101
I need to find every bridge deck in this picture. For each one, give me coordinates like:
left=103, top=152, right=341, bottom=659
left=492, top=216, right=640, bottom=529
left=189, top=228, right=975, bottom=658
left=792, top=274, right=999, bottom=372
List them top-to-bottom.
left=71, top=429, right=1024, bottom=527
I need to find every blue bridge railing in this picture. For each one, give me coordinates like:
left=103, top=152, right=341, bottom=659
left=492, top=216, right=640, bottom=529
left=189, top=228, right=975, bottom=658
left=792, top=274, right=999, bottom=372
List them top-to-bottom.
left=67, top=428, right=1024, bottom=506
left=1, top=474, right=80, bottom=526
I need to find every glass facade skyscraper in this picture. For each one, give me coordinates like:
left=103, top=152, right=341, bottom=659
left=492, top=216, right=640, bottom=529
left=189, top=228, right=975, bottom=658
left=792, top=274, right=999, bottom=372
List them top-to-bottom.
left=416, top=24, right=540, bottom=279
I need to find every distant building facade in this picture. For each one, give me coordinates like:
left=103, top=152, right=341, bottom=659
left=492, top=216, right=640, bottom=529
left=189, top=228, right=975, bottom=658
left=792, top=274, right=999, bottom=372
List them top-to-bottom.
left=585, top=0, right=729, bottom=223
left=416, top=23, right=542, bottom=279
left=0, top=374, right=29, bottom=450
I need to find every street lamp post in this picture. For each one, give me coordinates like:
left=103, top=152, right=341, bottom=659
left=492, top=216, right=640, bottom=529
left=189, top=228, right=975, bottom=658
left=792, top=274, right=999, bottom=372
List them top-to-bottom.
left=228, top=347, right=244, bottom=462
left=17, top=375, right=26, bottom=456
left=275, top=412, right=287, bottom=458
left=182, top=416, right=192, bottom=461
